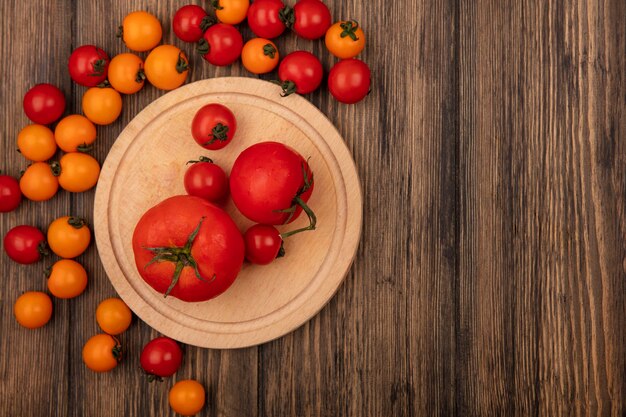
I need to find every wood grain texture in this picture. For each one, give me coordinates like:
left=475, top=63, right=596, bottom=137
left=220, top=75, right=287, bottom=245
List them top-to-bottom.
left=1, top=0, right=624, bottom=416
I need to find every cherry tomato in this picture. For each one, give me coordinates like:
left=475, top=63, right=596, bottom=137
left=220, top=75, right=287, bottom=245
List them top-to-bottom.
left=213, top=0, right=250, bottom=25
left=247, top=0, right=287, bottom=39
left=287, top=0, right=331, bottom=40
left=173, top=5, right=212, bottom=43
left=119, top=11, right=162, bottom=52
left=325, top=20, right=365, bottom=59
left=197, top=23, right=243, bottom=66
left=241, top=38, right=279, bottom=74
left=68, top=45, right=109, bottom=87
left=144, top=45, right=189, bottom=91
left=276, top=51, right=323, bottom=95
left=108, top=53, right=145, bottom=95
left=328, top=59, right=371, bottom=104
left=23, top=84, right=66, bottom=125
left=82, top=87, right=122, bottom=125
left=191, top=104, right=237, bottom=150
left=54, top=115, right=97, bottom=152
left=17, top=125, right=56, bottom=162
left=230, top=141, right=315, bottom=225
left=57, top=153, right=100, bottom=193
left=184, top=157, right=228, bottom=203
left=19, top=162, right=59, bottom=202
left=0, top=174, right=22, bottom=212
left=47, top=216, right=91, bottom=259
left=244, top=224, right=284, bottom=265
left=4, top=225, right=46, bottom=264
left=46, top=259, right=88, bottom=299
left=14, top=292, right=52, bottom=329
left=96, top=298, right=132, bottom=335
left=82, top=334, right=122, bottom=372
left=140, top=337, right=183, bottom=380
left=169, top=380, right=206, bottom=416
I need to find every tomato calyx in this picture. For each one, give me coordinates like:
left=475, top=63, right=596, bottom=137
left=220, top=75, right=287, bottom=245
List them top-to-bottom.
left=210, top=0, right=224, bottom=10
left=278, top=6, right=295, bottom=29
left=200, top=15, right=216, bottom=32
left=340, top=20, right=360, bottom=41
left=116, top=26, right=123, bottom=38
left=197, top=38, right=210, bottom=56
left=263, top=43, right=277, bottom=59
left=176, top=52, right=189, bottom=74
left=90, top=59, right=107, bottom=77
left=135, top=68, right=146, bottom=83
left=97, top=79, right=111, bottom=88
left=271, top=80, right=297, bottom=97
left=202, top=123, right=229, bottom=146
left=77, top=143, right=94, bottom=153
left=186, top=156, right=214, bottom=165
left=49, top=161, right=61, bottom=177
left=276, top=163, right=317, bottom=238
left=68, top=217, right=87, bottom=229
left=143, top=217, right=216, bottom=298
left=38, top=240, right=50, bottom=258
left=111, top=338, right=123, bottom=362
left=139, top=366, right=164, bottom=383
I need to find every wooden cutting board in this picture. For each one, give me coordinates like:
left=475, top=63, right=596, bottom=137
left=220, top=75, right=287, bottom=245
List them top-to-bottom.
left=93, top=77, right=362, bottom=349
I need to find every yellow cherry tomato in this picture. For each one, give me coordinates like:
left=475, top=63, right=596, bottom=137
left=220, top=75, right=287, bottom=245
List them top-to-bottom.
left=214, top=0, right=249, bottom=25
left=119, top=11, right=162, bottom=52
left=325, top=20, right=365, bottom=59
left=241, top=38, right=279, bottom=74
left=144, top=45, right=189, bottom=91
left=108, top=53, right=145, bottom=94
left=82, top=87, right=122, bottom=125
left=54, top=115, right=97, bottom=152
left=17, top=125, right=57, bottom=162
left=58, top=153, right=100, bottom=193
left=19, top=162, right=59, bottom=201
left=47, top=216, right=91, bottom=259
left=47, top=259, right=88, bottom=299
left=14, top=291, right=53, bottom=329
left=96, top=298, right=132, bottom=335
left=82, top=334, right=122, bottom=372
left=169, top=380, right=206, bottom=416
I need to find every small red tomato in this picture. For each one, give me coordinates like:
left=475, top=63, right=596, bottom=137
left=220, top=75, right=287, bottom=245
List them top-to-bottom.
left=247, top=0, right=287, bottom=39
left=287, top=0, right=331, bottom=40
left=173, top=5, right=213, bottom=43
left=197, top=23, right=243, bottom=66
left=68, top=45, right=110, bottom=87
left=276, top=51, right=323, bottom=96
left=328, top=59, right=371, bottom=104
left=23, top=84, right=66, bottom=125
left=191, top=104, right=237, bottom=150
left=184, top=157, right=229, bottom=203
left=0, top=174, right=22, bottom=212
left=244, top=224, right=284, bottom=265
left=4, top=225, right=47, bottom=264
left=140, top=337, right=183, bottom=380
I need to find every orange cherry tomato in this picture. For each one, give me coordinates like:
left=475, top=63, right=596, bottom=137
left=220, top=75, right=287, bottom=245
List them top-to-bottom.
left=214, top=0, right=249, bottom=25
left=119, top=11, right=162, bottom=52
left=325, top=20, right=365, bottom=59
left=241, top=38, right=279, bottom=74
left=144, top=45, right=189, bottom=91
left=108, top=53, right=145, bottom=94
left=82, top=87, right=122, bottom=125
left=54, top=115, right=97, bottom=152
left=17, top=125, right=57, bottom=162
left=58, top=153, right=100, bottom=193
left=19, top=162, right=59, bottom=201
left=47, top=216, right=91, bottom=259
left=47, top=259, right=88, bottom=299
left=14, top=291, right=53, bottom=329
left=96, top=298, right=132, bottom=335
left=82, top=334, right=122, bottom=372
left=169, top=380, right=206, bottom=416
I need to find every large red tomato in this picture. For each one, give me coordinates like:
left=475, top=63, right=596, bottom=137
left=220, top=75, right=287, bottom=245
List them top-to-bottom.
left=229, top=141, right=315, bottom=227
left=132, top=195, right=244, bottom=302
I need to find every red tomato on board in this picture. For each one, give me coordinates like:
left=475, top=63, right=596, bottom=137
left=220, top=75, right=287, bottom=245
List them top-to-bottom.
left=247, top=0, right=287, bottom=39
left=172, top=5, right=212, bottom=43
left=197, top=23, right=243, bottom=66
left=68, top=45, right=110, bottom=87
left=276, top=51, right=323, bottom=96
left=328, top=58, right=371, bottom=104
left=23, top=84, right=66, bottom=125
left=191, top=103, right=237, bottom=150
left=184, top=157, right=229, bottom=203
left=0, top=175, right=22, bottom=212
left=132, top=195, right=244, bottom=302
left=243, top=224, right=284, bottom=265
left=4, top=225, right=47, bottom=264
left=140, top=337, right=183, bottom=380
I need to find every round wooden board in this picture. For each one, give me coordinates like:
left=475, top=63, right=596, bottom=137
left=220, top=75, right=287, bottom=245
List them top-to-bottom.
left=94, top=77, right=362, bottom=349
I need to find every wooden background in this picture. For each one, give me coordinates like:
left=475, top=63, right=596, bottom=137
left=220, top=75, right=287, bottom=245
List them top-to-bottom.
left=0, top=0, right=624, bottom=416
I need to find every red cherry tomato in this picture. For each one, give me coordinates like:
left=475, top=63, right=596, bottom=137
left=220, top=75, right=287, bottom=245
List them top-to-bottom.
left=247, top=0, right=287, bottom=39
left=288, top=0, right=331, bottom=40
left=173, top=5, right=212, bottom=43
left=197, top=23, right=243, bottom=66
left=68, top=45, right=110, bottom=87
left=276, top=51, right=323, bottom=96
left=328, top=59, right=371, bottom=104
left=23, top=84, right=66, bottom=125
left=191, top=104, right=237, bottom=150
left=184, top=157, right=229, bottom=203
left=0, top=175, right=22, bottom=212
left=244, top=224, right=284, bottom=265
left=4, top=225, right=46, bottom=264
left=140, top=337, right=183, bottom=380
